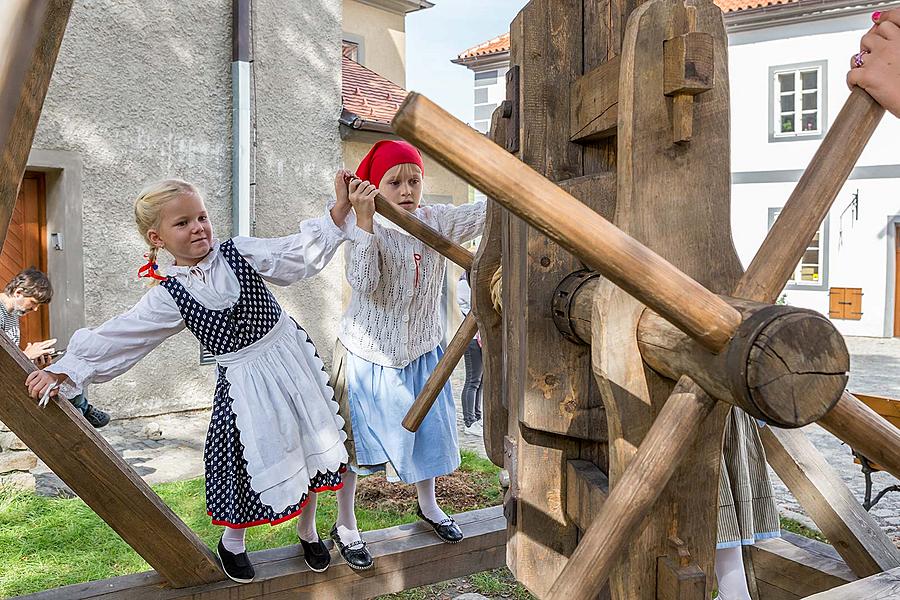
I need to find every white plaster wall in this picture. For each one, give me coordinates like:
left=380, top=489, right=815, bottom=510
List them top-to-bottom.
left=31, top=0, right=343, bottom=417
left=729, top=9, right=900, bottom=337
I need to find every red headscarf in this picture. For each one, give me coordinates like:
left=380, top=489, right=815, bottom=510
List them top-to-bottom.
left=355, top=140, right=424, bottom=188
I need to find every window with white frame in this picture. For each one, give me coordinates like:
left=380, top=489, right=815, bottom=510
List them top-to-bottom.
left=770, top=62, right=827, bottom=141
left=768, top=208, right=827, bottom=287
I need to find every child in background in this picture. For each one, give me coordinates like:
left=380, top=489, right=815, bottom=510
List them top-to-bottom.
left=331, top=141, right=485, bottom=568
left=26, top=178, right=355, bottom=583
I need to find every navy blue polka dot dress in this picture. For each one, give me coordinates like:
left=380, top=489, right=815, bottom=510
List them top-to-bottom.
left=161, top=240, right=346, bottom=528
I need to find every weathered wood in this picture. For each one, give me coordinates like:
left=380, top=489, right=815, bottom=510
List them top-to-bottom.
left=0, top=0, right=72, bottom=246
left=663, top=32, right=714, bottom=96
left=570, top=56, right=620, bottom=142
left=739, top=88, right=883, bottom=303
left=392, top=93, right=742, bottom=353
left=470, top=106, right=509, bottom=467
left=636, top=300, right=848, bottom=427
left=401, top=311, right=478, bottom=432
left=0, top=335, right=223, bottom=588
left=546, top=376, right=717, bottom=600
left=819, top=391, right=900, bottom=481
left=759, top=425, right=900, bottom=576
left=565, top=459, right=609, bottom=531
left=14, top=507, right=507, bottom=600
left=749, top=534, right=856, bottom=598
left=804, top=567, right=900, bottom=599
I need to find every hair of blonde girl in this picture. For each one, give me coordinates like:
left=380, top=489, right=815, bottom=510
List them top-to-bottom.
left=134, top=178, right=201, bottom=282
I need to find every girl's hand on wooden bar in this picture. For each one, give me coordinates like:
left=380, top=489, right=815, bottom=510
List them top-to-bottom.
left=848, top=10, right=900, bottom=117
left=331, top=169, right=355, bottom=227
left=349, top=178, right=378, bottom=233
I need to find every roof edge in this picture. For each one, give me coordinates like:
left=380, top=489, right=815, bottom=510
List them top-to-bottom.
left=724, top=0, right=895, bottom=31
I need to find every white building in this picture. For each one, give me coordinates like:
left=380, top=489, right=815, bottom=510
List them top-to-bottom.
left=454, top=0, right=900, bottom=338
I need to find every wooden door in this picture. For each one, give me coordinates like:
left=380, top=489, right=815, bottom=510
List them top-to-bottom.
left=0, top=172, right=49, bottom=347
left=895, top=224, right=900, bottom=336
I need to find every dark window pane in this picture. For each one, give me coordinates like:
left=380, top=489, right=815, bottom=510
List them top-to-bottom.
left=801, top=70, right=818, bottom=90
left=779, top=73, right=795, bottom=92
left=802, top=92, right=817, bottom=110
left=781, top=95, right=795, bottom=112
left=802, top=113, right=818, bottom=131
left=781, top=115, right=795, bottom=133
left=802, top=249, right=819, bottom=264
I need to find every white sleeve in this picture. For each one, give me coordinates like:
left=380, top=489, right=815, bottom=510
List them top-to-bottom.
left=428, top=200, right=486, bottom=244
left=232, top=207, right=348, bottom=286
left=345, top=226, right=381, bottom=294
left=457, top=278, right=472, bottom=315
left=46, top=286, right=185, bottom=399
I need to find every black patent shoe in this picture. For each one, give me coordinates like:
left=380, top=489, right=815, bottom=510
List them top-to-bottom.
left=416, top=504, right=464, bottom=544
left=330, top=524, right=374, bottom=571
left=298, top=535, right=331, bottom=572
left=217, top=538, right=255, bottom=583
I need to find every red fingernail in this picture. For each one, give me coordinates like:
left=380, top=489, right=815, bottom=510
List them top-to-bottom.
left=872, top=11, right=881, bottom=22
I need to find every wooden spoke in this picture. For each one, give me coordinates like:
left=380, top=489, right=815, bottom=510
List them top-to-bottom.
left=392, top=93, right=742, bottom=353
left=402, top=311, right=478, bottom=432
left=546, top=376, right=717, bottom=599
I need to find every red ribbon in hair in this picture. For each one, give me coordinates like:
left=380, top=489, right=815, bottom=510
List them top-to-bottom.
left=138, top=254, right=166, bottom=281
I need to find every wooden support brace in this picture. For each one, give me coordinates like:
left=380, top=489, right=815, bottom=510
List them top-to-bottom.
left=569, top=56, right=620, bottom=143
left=0, top=336, right=223, bottom=588
left=565, top=459, right=609, bottom=531
left=13, top=506, right=507, bottom=600
left=750, top=533, right=856, bottom=598
left=656, top=537, right=706, bottom=600
left=804, top=566, right=900, bottom=599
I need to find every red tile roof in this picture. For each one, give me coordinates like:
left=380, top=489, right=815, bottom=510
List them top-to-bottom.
left=454, top=0, right=806, bottom=60
left=455, top=33, right=510, bottom=61
left=341, top=56, right=408, bottom=126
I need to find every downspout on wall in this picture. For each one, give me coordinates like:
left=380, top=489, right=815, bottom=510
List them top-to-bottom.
left=232, top=0, right=251, bottom=236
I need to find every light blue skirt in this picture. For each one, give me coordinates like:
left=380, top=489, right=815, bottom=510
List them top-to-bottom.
left=345, top=345, right=461, bottom=483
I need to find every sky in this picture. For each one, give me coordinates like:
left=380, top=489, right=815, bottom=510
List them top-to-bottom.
left=406, top=0, right=528, bottom=125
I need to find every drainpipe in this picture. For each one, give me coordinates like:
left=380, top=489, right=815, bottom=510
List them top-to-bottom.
left=232, top=0, right=251, bottom=236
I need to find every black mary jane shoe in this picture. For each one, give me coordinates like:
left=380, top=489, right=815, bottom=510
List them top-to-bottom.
left=416, top=504, right=464, bottom=544
left=330, top=524, right=374, bottom=571
left=298, top=535, right=331, bottom=573
left=217, top=538, right=256, bottom=584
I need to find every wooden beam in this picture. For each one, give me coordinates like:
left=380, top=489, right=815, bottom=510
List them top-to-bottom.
left=0, top=0, right=73, bottom=246
left=569, top=57, right=620, bottom=143
left=392, top=93, right=742, bottom=353
left=0, top=335, right=222, bottom=588
left=819, top=391, right=900, bottom=482
left=759, top=425, right=900, bottom=577
left=565, top=459, right=609, bottom=531
left=13, top=507, right=506, bottom=600
left=750, top=533, right=856, bottom=598
left=804, top=567, right=900, bottom=599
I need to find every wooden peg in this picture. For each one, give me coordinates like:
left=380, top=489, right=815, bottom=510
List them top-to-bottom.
left=663, top=3, right=714, bottom=143
left=657, top=536, right=706, bottom=600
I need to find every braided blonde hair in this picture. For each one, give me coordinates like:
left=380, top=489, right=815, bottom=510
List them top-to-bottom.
left=134, top=179, right=201, bottom=281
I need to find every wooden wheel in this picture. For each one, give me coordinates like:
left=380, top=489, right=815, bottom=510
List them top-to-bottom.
left=387, top=0, right=900, bottom=597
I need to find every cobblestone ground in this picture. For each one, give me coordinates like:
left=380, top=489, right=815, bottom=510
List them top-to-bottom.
left=772, top=336, right=900, bottom=546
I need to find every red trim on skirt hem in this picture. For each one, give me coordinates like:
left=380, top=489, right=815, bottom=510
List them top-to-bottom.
left=207, top=481, right=344, bottom=528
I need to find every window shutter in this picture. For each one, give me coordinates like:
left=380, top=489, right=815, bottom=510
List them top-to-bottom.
left=828, top=287, right=845, bottom=319
left=847, top=288, right=863, bottom=320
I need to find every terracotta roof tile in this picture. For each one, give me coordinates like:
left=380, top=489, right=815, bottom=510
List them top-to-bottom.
left=455, top=0, right=805, bottom=59
left=456, top=33, right=510, bottom=61
left=342, top=57, right=408, bottom=125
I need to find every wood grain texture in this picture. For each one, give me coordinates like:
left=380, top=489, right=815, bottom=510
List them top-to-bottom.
left=0, top=0, right=72, bottom=247
left=570, top=56, right=620, bottom=142
left=392, top=93, right=741, bottom=353
left=470, top=106, right=509, bottom=467
left=0, top=334, right=222, bottom=588
left=819, top=391, right=900, bottom=482
left=760, top=425, right=900, bottom=576
left=565, top=459, right=610, bottom=531
left=14, top=507, right=506, bottom=600
left=749, top=535, right=856, bottom=598
left=803, top=567, right=900, bottom=599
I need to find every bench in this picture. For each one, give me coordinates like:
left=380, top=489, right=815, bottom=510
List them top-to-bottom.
left=850, top=393, right=900, bottom=510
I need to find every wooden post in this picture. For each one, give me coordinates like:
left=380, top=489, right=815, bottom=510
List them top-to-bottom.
left=0, top=0, right=73, bottom=244
left=392, top=93, right=742, bottom=352
left=0, top=336, right=223, bottom=587
left=819, top=391, right=900, bottom=482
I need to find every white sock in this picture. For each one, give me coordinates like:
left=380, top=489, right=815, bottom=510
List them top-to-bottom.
left=335, top=470, right=361, bottom=544
left=415, top=478, right=449, bottom=523
left=296, top=492, right=319, bottom=543
left=221, top=526, right=246, bottom=554
left=715, top=546, right=752, bottom=600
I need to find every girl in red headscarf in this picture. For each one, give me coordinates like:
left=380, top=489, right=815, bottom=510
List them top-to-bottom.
left=329, top=140, right=485, bottom=569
